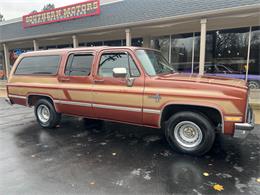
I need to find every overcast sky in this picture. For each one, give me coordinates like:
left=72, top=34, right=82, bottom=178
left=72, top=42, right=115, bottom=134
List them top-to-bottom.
left=0, top=0, right=85, bottom=20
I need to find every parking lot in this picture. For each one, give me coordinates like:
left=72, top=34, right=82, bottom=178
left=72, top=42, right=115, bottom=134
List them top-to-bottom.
left=0, top=98, right=259, bottom=194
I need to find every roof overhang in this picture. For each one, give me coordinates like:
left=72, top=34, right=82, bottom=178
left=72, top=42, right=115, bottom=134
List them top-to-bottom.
left=0, top=3, right=260, bottom=43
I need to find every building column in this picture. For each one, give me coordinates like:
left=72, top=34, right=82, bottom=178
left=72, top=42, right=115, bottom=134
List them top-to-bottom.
left=199, top=19, right=207, bottom=75
left=245, top=27, right=252, bottom=81
left=125, top=29, right=132, bottom=46
left=72, top=35, right=79, bottom=48
left=143, top=36, right=151, bottom=48
left=33, top=40, right=39, bottom=51
left=3, top=43, right=10, bottom=79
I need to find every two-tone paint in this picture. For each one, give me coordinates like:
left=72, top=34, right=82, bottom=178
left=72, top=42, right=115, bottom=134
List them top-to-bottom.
left=6, top=47, right=250, bottom=135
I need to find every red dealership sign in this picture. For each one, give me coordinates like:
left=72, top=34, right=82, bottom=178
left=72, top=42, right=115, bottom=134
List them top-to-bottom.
left=22, top=0, right=100, bottom=28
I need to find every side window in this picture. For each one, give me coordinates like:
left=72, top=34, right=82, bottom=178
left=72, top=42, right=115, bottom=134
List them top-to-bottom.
left=98, top=52, right=140, bottom=77
left=65, top=54, right=93, bottom=76
left=15, top=55, right=60, bottom=75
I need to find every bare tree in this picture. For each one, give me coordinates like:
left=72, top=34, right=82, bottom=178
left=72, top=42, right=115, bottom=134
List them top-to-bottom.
left=30, top=3, right=55, bottom=14
left=42, top=3, right=55, bottom=11
left=30, top=10, right=38, bottom=14
left=0, top=12, right=4, bottom=22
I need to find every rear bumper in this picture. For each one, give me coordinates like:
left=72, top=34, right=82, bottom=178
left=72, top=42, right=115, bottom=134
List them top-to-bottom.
left=5, top=97, right=13, bottom=105
left=233, top=106, right=255, bottom=139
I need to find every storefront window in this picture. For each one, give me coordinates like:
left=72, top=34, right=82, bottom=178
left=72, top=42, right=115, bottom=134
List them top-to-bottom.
left=248, top=26, right=260, bottom=89
left=205, top=27, right=249, bottom=80
left=171, top=33, right=194, bottom=72
left=193, top=33, right=201, bottom=73
left=151, top=36, right=170, bottom=61
left=122, top=38, right=143, bottom=47
left=132, top=38, right=143, bottom=47
left=104, top=40, right=122, bottom=46
left=86, top=41, right=103, bottom=47
left=79, top=43, right=86, bottom=47
left=57, top=44, right=72, bottom=48
left=46, top=45, right=57, bottom=50
left=9, top=48, right=32, bottom=66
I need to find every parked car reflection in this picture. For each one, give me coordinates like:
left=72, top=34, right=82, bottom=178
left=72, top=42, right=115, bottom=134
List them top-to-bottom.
left=193, top=64, right=260, bottom=89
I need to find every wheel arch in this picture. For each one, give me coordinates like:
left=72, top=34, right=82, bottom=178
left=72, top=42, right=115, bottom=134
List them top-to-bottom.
left=26, top=93, right=59, bottom=112
left=160, top=103, right=224, bottom=133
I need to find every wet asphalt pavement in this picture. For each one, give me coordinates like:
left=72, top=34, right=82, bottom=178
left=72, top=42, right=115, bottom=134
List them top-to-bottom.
left=0, top=98, right=259, bottom=195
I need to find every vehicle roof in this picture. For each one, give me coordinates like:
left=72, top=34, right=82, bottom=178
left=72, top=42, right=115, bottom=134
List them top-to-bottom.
left=21, top=46, right=157, bottom=57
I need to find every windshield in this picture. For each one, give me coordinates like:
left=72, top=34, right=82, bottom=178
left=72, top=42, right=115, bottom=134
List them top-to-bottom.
left=136, top=49, right=174, bottom=76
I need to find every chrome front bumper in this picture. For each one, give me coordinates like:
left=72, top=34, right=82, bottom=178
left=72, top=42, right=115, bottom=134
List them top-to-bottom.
left=233, top=106, right=255, bottom=139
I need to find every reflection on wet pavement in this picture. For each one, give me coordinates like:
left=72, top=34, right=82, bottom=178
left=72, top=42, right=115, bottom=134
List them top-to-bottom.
left=0, top=98, right=259, bottom=194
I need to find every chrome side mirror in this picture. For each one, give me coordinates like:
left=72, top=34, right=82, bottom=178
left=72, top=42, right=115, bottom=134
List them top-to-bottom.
left=112, top=67, right=127, bottom=78
left=112, top=67, right=135, bottom=87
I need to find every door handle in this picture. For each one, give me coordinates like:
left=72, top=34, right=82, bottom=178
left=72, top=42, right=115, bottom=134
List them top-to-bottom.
left=59, top=77, right=70, bottom=82
left=94, top=79, right=104, bottom=83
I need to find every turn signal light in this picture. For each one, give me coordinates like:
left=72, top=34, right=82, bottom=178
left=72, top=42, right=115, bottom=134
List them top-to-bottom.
left=224, top=116, right=243, bottom=122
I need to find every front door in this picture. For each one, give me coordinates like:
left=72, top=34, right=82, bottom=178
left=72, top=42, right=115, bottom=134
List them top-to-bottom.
left=93, top=49, right=144, bottom=124
left=57, top=52, right=95, bottom=117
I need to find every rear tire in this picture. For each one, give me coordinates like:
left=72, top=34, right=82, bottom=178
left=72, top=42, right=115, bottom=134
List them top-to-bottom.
left=34, top=99, right=61, bottom=128
left=164, top=111, right=215, bottom=156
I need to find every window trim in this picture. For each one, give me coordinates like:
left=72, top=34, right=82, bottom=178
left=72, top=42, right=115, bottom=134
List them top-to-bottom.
left=97, top=51, right=141, bottom=78
left=64, top=52, right=94, bottom=77
left=14, top=55, right=62, bottom=76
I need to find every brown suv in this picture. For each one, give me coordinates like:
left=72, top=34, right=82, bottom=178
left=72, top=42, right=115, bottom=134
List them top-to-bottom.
left=5, top=47, right=255, bottom=155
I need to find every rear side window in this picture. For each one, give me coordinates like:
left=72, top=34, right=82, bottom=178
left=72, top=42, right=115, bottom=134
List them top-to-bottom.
left=65, top=54, right=93, bottom=76
left=15, top=55, right=60, bottom=75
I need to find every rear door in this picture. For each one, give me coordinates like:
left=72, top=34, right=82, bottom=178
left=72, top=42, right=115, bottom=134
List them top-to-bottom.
left=92, top=49, right=144, bottom=124
left=57, top=51, right=95, bottom=117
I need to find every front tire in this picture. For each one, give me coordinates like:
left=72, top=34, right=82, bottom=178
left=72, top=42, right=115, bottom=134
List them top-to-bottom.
left=35, top=99, right=61, bottom=128
left=164, top=111, right=215, bottom=156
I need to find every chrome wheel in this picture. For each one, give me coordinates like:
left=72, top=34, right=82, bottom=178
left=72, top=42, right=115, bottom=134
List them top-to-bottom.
left=37, top=104, right=50, bottom=123
left=174, top=121, right=203, bottom=148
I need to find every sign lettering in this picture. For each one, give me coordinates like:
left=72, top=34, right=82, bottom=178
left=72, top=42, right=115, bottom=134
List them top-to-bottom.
left=22, top=0, right=100, bottom=28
